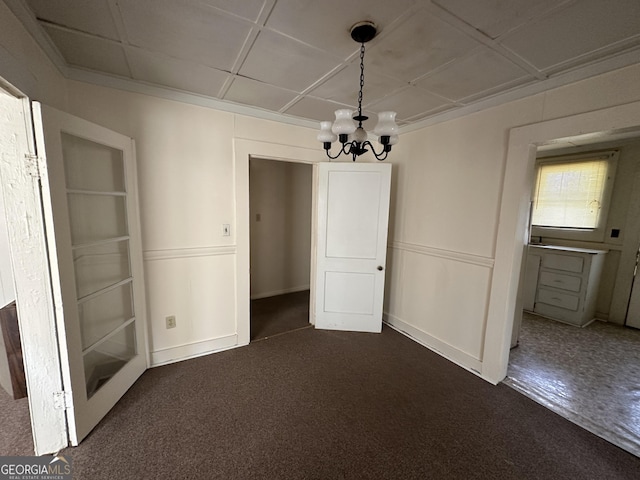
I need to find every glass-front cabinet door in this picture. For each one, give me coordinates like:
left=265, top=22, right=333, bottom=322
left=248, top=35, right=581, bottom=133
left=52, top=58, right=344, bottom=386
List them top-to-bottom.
left=34, top=103, right=147, bottom=446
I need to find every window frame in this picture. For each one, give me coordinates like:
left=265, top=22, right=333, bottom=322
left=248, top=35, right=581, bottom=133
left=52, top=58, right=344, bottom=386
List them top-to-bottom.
left=530, top=150, right=618, bottom=243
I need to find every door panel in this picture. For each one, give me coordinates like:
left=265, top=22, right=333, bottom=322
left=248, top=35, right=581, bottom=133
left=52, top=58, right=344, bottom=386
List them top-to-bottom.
left=34, top=103, right=147, bottom=445
left=315, top=162, right=391, bottom=333
left=326, top=171, right=382, bottom=258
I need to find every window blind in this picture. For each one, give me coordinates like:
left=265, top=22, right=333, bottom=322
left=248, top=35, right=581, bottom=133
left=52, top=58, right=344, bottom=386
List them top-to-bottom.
left=532, top=158, right=609, bottom=229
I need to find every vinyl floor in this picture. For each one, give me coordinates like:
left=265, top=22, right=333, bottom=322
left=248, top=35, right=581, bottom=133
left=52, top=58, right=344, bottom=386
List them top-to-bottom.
left=506, top=312, right=640, bottom=457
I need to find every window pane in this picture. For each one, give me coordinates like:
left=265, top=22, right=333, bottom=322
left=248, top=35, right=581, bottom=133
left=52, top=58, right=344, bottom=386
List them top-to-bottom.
left=62, top=133, right=125, bottom=192
left=532, top=159, right=608, bottom=229
left=67, top=193, right=128, bottom=245
left=73, top=240, right=131, bottom=299
left=79, top=282, right=133, bottom=351
left=84, top=322, right=136, bottom=398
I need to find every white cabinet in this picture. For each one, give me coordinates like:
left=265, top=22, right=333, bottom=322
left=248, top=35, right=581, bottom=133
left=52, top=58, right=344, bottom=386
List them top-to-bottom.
left=525, top=245, right=607, bottom=327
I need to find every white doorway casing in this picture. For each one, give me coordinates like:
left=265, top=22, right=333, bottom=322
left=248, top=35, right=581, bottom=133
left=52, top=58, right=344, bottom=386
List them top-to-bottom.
left=0, top=94, right=68, bottom=454
left=484, top=100, right=640, bottom=383
left=234, top=139, right=326, bottom=345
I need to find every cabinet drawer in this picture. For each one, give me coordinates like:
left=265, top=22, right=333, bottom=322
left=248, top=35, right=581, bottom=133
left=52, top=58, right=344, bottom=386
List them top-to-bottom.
left=542, top=253, right=584, bottom=273
left=538, top=271, right=582, bottom=293
left=537, top=288, right=580, bottom=311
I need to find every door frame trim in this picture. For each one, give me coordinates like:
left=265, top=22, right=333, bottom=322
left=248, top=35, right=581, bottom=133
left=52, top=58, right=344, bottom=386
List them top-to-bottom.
left=0, top=95, right=68, bottom=454
left=483, top=100, right=640, bottom=383
left=233, top=139, right=325, bottom=345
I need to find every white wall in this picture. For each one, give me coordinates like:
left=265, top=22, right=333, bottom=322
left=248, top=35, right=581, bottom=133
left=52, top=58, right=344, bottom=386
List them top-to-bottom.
left=0, top=0, right=65, bottom=308
left=3, top=0, right=640, bottom=381
left=0, top=1, right=66, bottom=109
left=384, top=63, right=640, bottom=381
left=65, top=81, right=320, bottom=364
left=249, top=159, right=312, bottom=299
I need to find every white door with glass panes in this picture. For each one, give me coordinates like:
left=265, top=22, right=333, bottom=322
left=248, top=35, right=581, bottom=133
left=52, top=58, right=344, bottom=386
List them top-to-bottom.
left=34, top=103, right=148, bottom=446
left=314, top=162, right=391, bottom=333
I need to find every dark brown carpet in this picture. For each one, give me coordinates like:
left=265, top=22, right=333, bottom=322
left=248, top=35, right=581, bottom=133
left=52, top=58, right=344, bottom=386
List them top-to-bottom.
left=250, top=290, right=311, bottom=340
left=58, top=326, right=640, bottom=479
left=0, top=386, right=33, bottom=455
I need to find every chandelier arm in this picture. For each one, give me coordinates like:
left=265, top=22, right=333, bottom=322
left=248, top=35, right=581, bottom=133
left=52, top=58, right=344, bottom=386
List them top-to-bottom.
left=324, top=141, right=356, bottom=160
left=362, top=141, right=390, bottom=161
left=324, top=145, right=346, bottom=160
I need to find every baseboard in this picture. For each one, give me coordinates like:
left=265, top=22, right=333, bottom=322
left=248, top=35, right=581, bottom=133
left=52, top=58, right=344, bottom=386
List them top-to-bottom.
left=250, top=285, right=310, bottom=300
left=383, top=313, right=483, bottom=377
left=150, top=334, right=240, bottom=367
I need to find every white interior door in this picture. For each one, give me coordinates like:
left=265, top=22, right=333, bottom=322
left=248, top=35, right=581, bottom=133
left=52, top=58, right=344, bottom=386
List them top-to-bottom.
left=34, top=103, right=148, bottom=445
left=314, top=162, right=391, bottom=333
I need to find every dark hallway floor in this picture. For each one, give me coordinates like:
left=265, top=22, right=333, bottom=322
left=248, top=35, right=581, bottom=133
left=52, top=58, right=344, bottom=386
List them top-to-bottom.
left=250, top=290, right=311, bottom=341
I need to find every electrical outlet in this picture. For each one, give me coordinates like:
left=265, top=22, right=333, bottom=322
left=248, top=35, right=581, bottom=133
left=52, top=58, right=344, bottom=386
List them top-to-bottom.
left=222, top=224, right=231, bottom=236
left=166, top=315, right=176, bottom=329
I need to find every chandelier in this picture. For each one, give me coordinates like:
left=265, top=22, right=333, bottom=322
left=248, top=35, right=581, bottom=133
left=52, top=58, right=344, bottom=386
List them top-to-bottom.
left=317, top=21, right=398, bottom=162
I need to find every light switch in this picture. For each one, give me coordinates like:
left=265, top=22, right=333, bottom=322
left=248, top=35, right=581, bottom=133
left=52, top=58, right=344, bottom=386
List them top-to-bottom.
left=222, top=224, right=230, bottom=236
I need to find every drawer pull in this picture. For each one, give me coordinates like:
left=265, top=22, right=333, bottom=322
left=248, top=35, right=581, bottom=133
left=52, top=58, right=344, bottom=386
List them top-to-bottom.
left=553, top=280, right=563, bottom=283
left=551, top=297, right=562, bottom=301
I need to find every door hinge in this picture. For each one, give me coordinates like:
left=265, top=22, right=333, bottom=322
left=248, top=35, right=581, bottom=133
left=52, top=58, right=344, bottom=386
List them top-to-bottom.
left=24, top=154, right=41, bottom=179
left=53, top=391, right=72, bottom=410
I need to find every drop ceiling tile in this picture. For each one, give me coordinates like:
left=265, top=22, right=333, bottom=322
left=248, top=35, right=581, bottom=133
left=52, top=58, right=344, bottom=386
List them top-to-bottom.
left=26, top=0, right=120, bottom=40
left=117, top=0, right=252, bottom=71
left=199, top=0, right=266, bottom=22
left=266, top=0, right=418, bottom=57
left=432, top=0, right=565, bottom=39
left=501, top=0, right=640, bottom=71
left=365, top=8, right=481, bottom=83
left=43, top=25, right=131, bottom=77
left=239, top=30, right=341, bottom=92
left=127, top=47, right=229, bottom=98
left=415, top=48, right=531, bottom=101
left=310, top=63, right=406, bottom=107
left=224, top=76, right=299, bottom=111
left=366, top=87, right=451, bottom=121
left=284, top=96, right=353, bottom=123
left=404, top=105, right=457, bottom=122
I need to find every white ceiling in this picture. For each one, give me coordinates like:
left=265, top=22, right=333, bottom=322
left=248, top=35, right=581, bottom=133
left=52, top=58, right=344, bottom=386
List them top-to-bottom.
left=8, top=0, right=640, bottom=130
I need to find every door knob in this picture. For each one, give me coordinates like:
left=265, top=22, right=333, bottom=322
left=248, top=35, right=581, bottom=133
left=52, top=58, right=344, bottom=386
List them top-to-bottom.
left=377, top=266, right=384, bottom=271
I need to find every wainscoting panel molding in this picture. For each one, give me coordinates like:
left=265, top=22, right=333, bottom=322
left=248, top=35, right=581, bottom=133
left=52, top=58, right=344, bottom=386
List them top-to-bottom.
left=389, top=241, right=494, bottom=268
left=144, top=245, right=237, bottom=262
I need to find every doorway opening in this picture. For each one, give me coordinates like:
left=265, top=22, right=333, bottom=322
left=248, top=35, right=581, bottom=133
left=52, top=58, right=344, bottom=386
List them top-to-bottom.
left=506, top=133, right=640, bottom=457
left=248, top=158, right=313, bottom=341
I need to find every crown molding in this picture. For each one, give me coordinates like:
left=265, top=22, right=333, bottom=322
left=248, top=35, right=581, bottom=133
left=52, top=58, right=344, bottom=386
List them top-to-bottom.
left=5, top=0, right=640, bottom=135
left=401, top=47, right=640, bottom=134
left=66, top=67, right=320, bottom=130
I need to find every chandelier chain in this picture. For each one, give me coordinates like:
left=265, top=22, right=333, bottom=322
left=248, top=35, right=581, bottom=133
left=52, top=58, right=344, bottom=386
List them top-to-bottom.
left=357, top=42, right=365, bottom=125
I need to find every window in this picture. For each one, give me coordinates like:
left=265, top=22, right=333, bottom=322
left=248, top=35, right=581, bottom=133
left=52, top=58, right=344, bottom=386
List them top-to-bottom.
left=531, top=151, right=618, bottom=242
